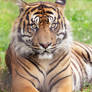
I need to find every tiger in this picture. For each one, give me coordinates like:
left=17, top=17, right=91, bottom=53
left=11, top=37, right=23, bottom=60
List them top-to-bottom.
left=5, top=0, right=92, bottom=92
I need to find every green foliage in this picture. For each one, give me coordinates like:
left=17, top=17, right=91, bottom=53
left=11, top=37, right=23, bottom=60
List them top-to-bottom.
left=0, top=0, right=92, bottom=91
left=0, top=0, right=18, bottom=68
left=65, top=0, right=92, bottom=44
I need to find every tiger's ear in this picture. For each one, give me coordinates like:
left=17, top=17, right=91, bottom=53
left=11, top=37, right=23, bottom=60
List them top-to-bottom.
left=17, top=0, right=30, bottom=13
left=55, top=0, right=66, bottom=5
left=55, top=0, right=66, bottom=8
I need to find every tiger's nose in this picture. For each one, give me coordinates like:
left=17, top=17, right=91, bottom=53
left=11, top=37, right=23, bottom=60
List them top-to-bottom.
left=39, top=42, right=52, bottom=49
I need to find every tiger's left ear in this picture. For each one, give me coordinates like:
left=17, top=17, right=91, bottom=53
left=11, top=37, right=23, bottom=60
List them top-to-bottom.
left=17, top=0, right=30, bottom=13
left=55, top=0, right=66, bottom=8
left=55, top=0, right=66, bottom=5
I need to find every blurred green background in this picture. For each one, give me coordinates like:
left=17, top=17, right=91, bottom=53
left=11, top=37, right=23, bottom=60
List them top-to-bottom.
left=0, top=0, right=92, bottom=91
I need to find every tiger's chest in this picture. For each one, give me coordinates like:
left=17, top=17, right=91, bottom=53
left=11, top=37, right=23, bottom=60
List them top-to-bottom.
left=17, top=56, right=71, bottom=92
left=27, top=61, right=60, bottom=92
left=34, top=62, right=54, bottom=92
left=29, top=64, right=70, bottom=92
left=36, top=72, right=58, bottom=92
left=37, top=78, right=50, bottom=92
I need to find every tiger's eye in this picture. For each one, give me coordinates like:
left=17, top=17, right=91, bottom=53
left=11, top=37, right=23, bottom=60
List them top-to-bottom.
left=51, top=23, right=57, bottom=28
left=52, top=23, right=56, bottom=27
left=31, top=24, right=37, bottom=29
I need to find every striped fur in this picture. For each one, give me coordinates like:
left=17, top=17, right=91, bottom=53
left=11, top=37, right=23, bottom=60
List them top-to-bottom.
left=5, top=0, right=92, bottom=92
left=71, top=42, right=92, bottom=91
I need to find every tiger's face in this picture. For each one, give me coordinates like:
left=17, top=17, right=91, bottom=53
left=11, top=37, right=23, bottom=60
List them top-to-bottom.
left=12, top=0, right=72, bottom=59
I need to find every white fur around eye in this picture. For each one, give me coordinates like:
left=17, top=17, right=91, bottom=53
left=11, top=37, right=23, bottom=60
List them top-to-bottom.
left=32, top=15, right=39, bottom=24
left=49, top=16, right=55, bottom=23
left=49, top=16, right=53, bottom=23
left=35, top=17, right=40, bottom=24
left=56, top=27, right=66, bottom=39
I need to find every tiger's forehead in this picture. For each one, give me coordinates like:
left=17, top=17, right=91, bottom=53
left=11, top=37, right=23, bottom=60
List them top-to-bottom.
left=29, top=1, right=57, bottom=10
left=18, top=2, right=62, bottom=25
left=24, top=2, right=58, bottom=17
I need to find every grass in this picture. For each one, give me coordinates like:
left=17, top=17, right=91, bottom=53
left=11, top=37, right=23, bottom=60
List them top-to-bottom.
left=0, top=0, right=92, bottom=91
left=66, top=0, right=92, bottom=44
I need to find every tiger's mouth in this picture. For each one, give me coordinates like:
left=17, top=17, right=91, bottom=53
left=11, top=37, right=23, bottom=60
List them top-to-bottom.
left=31, top=47, right=55, bottom=59
left=32, top=47, right=56, bottom=56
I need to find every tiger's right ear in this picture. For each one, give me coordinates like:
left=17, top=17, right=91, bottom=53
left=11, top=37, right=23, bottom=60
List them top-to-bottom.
left=17, top=0, right=30, bottom=13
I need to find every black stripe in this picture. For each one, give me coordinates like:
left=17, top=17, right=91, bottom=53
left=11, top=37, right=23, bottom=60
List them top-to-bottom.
left=31, top=5, right=56, bottom=12
left=31, top=6, right=39, bottom=12
left=18, top=7, right=31, bottom=33
left=20, top=7, right=31, bottom=22
left=24, top=7, right=31, bottom=16
left=57, top=8, right=61, bottom=19
left=34, top=11, right=53, bottom=15
left=45, top=11, right=53, bottom=14
left=26, top=12, right=30, bottom=20
left=26, top=12, right=30, bottom=33
left=26, top=12, right=30, bottom=25
left=34, top=12, right=42, bottom=15
left=63, top=17, right=67, bottom=30
left=18, top=18, right=23, bottom=32
left=23, top=21, right=25, bottom=33
left=61, top=21, right=64, bottom=28
left=62, top=31, right=67, bottom=40
left=57, top=32, right=65, bottom=36
left=74, top=42, right=91, bottom=63
left=86, top=46, right=92, bottom=55
left=86, top=46, right=92, bottom=64
left=72, top=48, right=88, bottom=77
left=81, top=50, right=91, bottom=63
left=86, top=50, right=91, bottom=61
left=71, top=51, right=83, bottom=80
left=47, top=52, right=68, bottom=75
left=82, top=53, right=88, bottom=63
left=50, top=54, right=62, bottom=65
left=25, top=57, right=45, bottom=78
left=16, top=58, right=40, bottom=84
left=18, top=58, right=30, bottom=69
left=72, top=60, right=82, bottom=80
left=49, top=63, right=70, bottom=85
left=16, top=70, right=36, bottom=87
left=50, top=75, right=71, bottom=91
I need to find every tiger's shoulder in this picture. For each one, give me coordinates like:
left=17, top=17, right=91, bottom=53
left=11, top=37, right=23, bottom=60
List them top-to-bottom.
left=71, top=41, right=92, bottom=63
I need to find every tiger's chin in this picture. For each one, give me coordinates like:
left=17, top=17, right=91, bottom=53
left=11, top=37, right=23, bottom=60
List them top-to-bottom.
left=38, top=53, right=53, bottom=60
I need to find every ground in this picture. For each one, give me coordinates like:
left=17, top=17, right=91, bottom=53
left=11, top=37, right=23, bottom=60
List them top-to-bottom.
left=0, top=0, right=92, bottom=92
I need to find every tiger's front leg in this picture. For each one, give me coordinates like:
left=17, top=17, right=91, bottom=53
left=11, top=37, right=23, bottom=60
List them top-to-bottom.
left=51, top=76, right=72, bottom=92
left=11, top=77, right=39, bottom=92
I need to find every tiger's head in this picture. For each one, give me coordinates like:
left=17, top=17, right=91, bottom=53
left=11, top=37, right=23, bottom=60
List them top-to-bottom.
left=11, top=0, right=72, bottom=59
